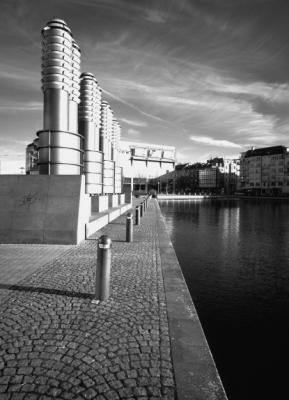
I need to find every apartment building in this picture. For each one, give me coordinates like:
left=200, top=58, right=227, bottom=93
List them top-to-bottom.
left=240, top=146, right=289, bottom=195
left=153, top=158, right=240, bottom=194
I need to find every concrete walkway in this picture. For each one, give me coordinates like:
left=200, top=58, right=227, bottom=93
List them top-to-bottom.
left=0, top=198, right=226, bottom=400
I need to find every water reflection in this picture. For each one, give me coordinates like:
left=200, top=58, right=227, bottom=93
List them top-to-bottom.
left=159, top=199, right=289, bottom=400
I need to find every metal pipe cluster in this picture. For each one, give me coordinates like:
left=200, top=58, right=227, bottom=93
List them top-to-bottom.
left=33, top=17, right=123, bottom=193
left=38, top=18, right=82, bottom=174
left=69, top=40, right=81, bottom=133
left=79, top=72, right=103, bottom=194
left=100, top=101, right=113, bottom=160
left=100, top=101, right=115, bottom=194
left=112, top=119, right=121, bottom=162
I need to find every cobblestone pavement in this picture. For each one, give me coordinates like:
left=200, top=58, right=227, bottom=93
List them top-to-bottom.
left=0, top=198, right=176, bottom=399
left=0, top=245, right=74, bottom=303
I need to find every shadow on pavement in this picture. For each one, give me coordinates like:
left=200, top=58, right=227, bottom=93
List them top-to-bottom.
left=0, top=283, right=94, bottom=299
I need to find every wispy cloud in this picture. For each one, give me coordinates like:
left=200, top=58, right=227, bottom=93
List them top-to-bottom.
left=1, top=0, right=289, bottom=169
left=144, top=9, right=167, bottom=24
left=0, top=63, right=39, bottom=85
left=210, top=78, right=289, bottom=104
left=102, top=88, right=166, bottom=122
left=0, top=102, right=42, bottom=112
left=119, top=118, right=147, bottom=127
left=127, top=128, right=141, bottom=137
left=190, top=135, right=242, bottom=149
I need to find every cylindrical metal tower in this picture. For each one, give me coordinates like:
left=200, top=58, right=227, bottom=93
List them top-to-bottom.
left=38, top=18, right=82, bottom=175
left=69, top=39, right=81, bottom=133
left=79, top=72, right=103, bottom=194
left=100, top=101, right=113, bottom=160
left=100, top=101, right=115, bottom=194
left=112, top=119, right=121, bottom=162
left=112, top=119, right=122, bottom=193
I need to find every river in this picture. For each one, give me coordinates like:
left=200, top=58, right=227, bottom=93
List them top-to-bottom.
left=159, top=198, right=289, bottom=400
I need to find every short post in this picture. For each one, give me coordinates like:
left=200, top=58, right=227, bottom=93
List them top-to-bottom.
left=143, top=200, right=146, bottom=213
left=140, top=202, right=143, bottom=217
left=135, top=206, right=140, bottom=225
left=126, top=212, right=133, bottom=242
left=95, top=235, right=112, bottom=301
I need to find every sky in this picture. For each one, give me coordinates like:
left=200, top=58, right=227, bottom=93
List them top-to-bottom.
left=1, top=0, right=289, bottom=172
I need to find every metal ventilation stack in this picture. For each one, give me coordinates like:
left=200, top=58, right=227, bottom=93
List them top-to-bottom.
left=37, top=18, right=82, bottom=174
left=69, top=39, right=81, bottom=133
left=79, top=72, right=103, bottom=194
left=100, top=101, right=114, bottom=194
left=100, top=101, right=113, bottom=160
left=112, top=119, right=122, bottom=194
left=112, top=119, right=121, bottom=162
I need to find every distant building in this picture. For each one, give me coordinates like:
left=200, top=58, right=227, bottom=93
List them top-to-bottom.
left=25, top=139, right=39, bottom=175
left=118, top=141, right=175, bottom=192
left=240, top=145, right=289, bottom=195
left=152, top=157, right=240, bottom=194
left=199, top=157, right=240, bottom=194
left=223, top=158, right=240, bottom=194
left=150, top=163, right=200, bottom=193
left=199, top=166, right=223, bottom=192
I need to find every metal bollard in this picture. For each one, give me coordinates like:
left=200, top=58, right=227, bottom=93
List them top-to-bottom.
left=143, top=200, right=146, bottom=213
left=140, top=202, right=143, bottom=217
left=135, top=206, right=140, bottom=225
left=126, top=212, right=133, bottom=242
left=95, top=235, right=112, bottom=301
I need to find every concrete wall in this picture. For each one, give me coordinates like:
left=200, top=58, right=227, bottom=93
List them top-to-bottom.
left=0, top=175, right=90, bottom=244
left=108, top=194, right=118, bottom=208
left=91, top=195, right=109, bottom=212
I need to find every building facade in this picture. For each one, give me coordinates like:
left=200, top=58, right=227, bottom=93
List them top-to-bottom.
left=25, top=140, right=39, bottom=175
left=118, top=141, right=175, bottom=191
left=240, top=146, right=289, bottom=195
left=153, top=158, right=240, bottom=194
left=223, top=158, right=241, bottom=194
left=199, top=167, right=224, bottom=192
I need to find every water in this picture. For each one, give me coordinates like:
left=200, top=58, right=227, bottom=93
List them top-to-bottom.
left=159, top=199, right=289, bottom=400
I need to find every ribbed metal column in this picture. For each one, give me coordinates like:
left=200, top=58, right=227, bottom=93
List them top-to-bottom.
left=38, top=18, right=82, bottom=175
left=41, top=19, right=72, bottom=131
left=69, top=39, right=81, bottom=134
left=79, top=72, right=103, bottom=194
left=100, top=101, right=113, bottom=161
left=100, top=101, right=115, bottom=194
left=112, top=119, right=121, bottom=162
left=112, top=119, right=121, bottom=193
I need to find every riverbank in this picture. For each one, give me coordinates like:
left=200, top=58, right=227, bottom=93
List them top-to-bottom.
left=157, top=193, right=289, bottom=200
left=0, top=197, right=227, bottom=399
left=159, top=197, right=289, bottom=400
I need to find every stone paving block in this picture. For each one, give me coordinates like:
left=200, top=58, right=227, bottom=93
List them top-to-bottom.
left=0, top=198, right=176, bottom=399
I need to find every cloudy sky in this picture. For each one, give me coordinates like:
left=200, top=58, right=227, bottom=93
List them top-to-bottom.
left=1, top=0, right=289, bottom=172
